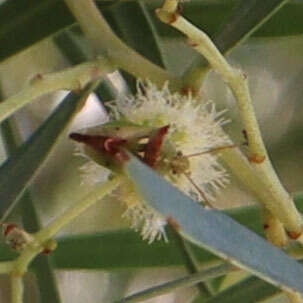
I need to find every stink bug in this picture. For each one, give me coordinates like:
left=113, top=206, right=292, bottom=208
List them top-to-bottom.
left=70, top=120, right=235, bottom=207
left=70, top=121, right=169, bottom=171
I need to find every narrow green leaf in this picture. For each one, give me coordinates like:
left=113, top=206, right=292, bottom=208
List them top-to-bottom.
left=0, top=0, right=74, bottom=63
left=0, top=0, right=111, bottom=63
left=1, top=0, right=303, bottom=63
left=183, top=0, right=291, bottom=80
left=212, top=0, right=290, bottom=54
left=103, top=1, right=168, bottom=92
left=103, top=1, right=167, bottom=68
left=147, top=1, right=303, bottom=39
left=186, top=1, right=303, bottom=39
left=54, top=29, right=92, bottom=65
left=54, top=30, right=118, bottom=102
left=0, top=87, right=92, bottom=220
left=0, top=91, right=61, bottom=303
left=124, top=154, right=303, bottom=293
left=1, top=194, right=302, bottom=269
left=1, top=228, right=303, bottom=271
left=52, top=229, right=215, bottom=270
left=171, top=229, right=213, bottom=298
left=0, top=242, right=17, bottom=262
left=116, top=263, right=232, bottom=303
left=204, top=276, right=278, bottom=303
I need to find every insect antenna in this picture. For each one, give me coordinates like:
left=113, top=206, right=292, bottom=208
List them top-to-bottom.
left=184, top=144, right=238, bottom=158
left=183, top=172, right=214, bottom=208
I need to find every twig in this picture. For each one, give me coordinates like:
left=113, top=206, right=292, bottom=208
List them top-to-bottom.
left=64, top=0, right=182, bottom=90
left=156, top=0, right=303, bottom=238
left=0, top=57, right=112, bottom=124
left=7, top=175, right=121, bottom=303
left=35, top=176, right=122, bottom=242
left=263, top=207, right=288, bottom=248
left=11, top=275, right=23, bottom=303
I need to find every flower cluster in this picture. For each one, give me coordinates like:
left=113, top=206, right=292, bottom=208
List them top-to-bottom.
left=72, top=81, right=230, bottom=243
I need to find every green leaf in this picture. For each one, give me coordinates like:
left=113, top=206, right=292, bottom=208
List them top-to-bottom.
left=0, top=0, right=74, bottom=63
left=0, top=0, right=112, bottom=63
left=1, top=0, right=302, bottom=63
left=155, top=0, right=303, bottom=39
left=182, top=0, right=291, bottom=80
left=212, top=0, right=290, bottom=54
left=103, top=1, right=168, bottom=92
left=103, top=1, right=167, bottom=68
left=54, top=29, right=93, bottom=65
left=54, top=30, right=118, bottom=102
left=0, top=87, right=92, bottom=220
left=0, top=95, right=61, bottom=302
left=124, top=154, right=303, bottom=293
left=1, top=195, right=302, bottom=269
left=28, top=210, right=257, bottom=270
left=52, top=229, right=215, bottom=270
left=170, top=229, right=213, bottom=298
left=0, top=242, right=17, bottom=262
left=116, top=263, right=232, bottom=303
left=203, top=276, right=279, bottom=303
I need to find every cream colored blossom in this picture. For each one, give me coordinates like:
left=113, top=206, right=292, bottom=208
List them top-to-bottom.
left=72, top=80, right=230, bottom=243
left=113, top=81, right=230, bottom=199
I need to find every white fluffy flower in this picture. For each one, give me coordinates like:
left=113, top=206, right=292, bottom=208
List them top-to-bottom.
left=72, top=80, right=230, bottom=243
left=113, top=81, right=230, bottom=200
left=122, top=204, right=167, bottom=244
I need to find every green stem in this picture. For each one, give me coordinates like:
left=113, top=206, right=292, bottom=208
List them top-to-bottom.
left=64, top=0, right=182, bottom=89
left=181, top=0, right=290, bottom=91
left=156, top=2, right=303, bottom=236
left=0, top=58, right=112, bottom=124
left=0, top=85, right=62, bottom=303
left=11, top=175, right=122, bottom=278
left=35, top=176, right=122, bottom=242
left=21, top=192, right=61, bottom=303
left=263, top=207, right=288, bottom=247
left=0, top=261, right=14, bottom=274
left=11, top=275, right=23, bottom=303
left=285, top=292, right=303, bottom=303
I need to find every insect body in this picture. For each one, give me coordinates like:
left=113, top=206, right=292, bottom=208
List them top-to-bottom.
left=70, top=121, right=216, bottom=207
left=70, top=122, right=170, bottom=170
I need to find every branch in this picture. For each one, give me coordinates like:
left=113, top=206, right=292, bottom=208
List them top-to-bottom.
left=64, top=0, right=182, bottom=90
left=0, top=57, right=112, bottom=124
left=35, top=175, right=122, bottom=242
left=7, top=176, right=121, bottom=303
left=11, top=275, right=23, bottom=303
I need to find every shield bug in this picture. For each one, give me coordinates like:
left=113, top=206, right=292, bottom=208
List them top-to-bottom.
left=70, top=120, right=236, bottom=208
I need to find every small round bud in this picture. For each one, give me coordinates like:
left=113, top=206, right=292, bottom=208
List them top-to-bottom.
left=1, top=223, right=34, bottom=251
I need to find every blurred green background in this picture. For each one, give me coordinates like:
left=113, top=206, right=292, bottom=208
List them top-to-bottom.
left=1, top=0, right=303, bottom=302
